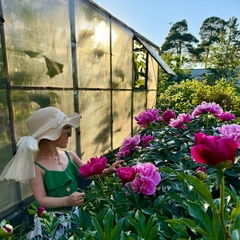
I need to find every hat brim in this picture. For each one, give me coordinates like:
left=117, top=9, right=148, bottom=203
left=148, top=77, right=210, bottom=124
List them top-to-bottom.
left=37, top=113, right=80, bottom=142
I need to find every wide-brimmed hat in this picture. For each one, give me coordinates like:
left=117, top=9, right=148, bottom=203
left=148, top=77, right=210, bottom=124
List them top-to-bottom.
left=26, top=106, right=80, bottom=142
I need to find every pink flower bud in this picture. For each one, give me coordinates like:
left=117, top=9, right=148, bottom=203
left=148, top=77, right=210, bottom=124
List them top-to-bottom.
left=196, top=166, right=207, bottom=181
left=37, top=206, right=47, bottom=218
left=0, top=224, right=13, bottom=238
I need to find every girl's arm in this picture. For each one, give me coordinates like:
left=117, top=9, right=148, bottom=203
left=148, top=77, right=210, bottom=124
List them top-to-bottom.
left=30, top=165, right=84, bottom=208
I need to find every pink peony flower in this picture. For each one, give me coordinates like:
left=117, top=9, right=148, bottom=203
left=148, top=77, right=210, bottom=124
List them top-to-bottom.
left=192, top=101, right=223, bottom=117
left=135, top=109, right=160, bottom=128
left=162, top=109, right=176, bottom=124
left=218, top=112, right=236, bottom=122
left=169, top=113, right=193, bottom=129
left=218, top=124, right=240, bottom=148
left=191, top=132, right=238, bottom=169
left=115, top=134, right=141, bottom=159
left=121, top=134, right=141, bottom=148
left=141, top=135, right=154, bottom=147
left=115, top=146, right=131, bottom=159
left=80, top=156, right=107, bottom=178
left=128, top=163, right=161, bottom=195
left=116, top=166, right=136, bottom=184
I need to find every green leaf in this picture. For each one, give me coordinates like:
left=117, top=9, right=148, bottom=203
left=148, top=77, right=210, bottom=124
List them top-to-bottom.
left=180, top=172, right=216, bottom=209
left=167, top=191, right=185, bottom=204
left=187, top=201, right=215, bottom=237
left=103, top=208, right=114, bottom=238
left=27, top=209, right=36, bottom=215
left=135, top=211, right=146, bottom=232
left=145, top=214, right=157, bottom=236
left=233, top=214, right=240, bottom=229
left=127, top=216, right=144, bottom=236
left=91, top=217, right=104, bottom=240
left=110, top=218, right=124, bottom=240
left=146, top=218, right=160, bottom=240
left=166, top=218, right=209, bottom=237
left=147, top=225, right=159, bottom=240
left=120, top=231, right=135, bottom=240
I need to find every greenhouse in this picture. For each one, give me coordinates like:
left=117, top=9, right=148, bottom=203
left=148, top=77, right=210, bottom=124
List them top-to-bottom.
left=0, top=0, right=175, bottom=231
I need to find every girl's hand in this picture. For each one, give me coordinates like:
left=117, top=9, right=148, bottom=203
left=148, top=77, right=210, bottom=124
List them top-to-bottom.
left=103, top=160, right=125, bottom=176
left=67, top=192, right=85, bottom=206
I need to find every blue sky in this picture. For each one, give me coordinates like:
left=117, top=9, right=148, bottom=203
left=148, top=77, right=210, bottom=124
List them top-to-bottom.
left=92, top=0, right=240, bottom=47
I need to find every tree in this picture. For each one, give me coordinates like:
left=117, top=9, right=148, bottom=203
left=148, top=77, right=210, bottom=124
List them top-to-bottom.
left=197, top=17, right=227, bottom=68
left=200, top=17, right=240, bottom=84
left=161, top=20, right=199, bottom=69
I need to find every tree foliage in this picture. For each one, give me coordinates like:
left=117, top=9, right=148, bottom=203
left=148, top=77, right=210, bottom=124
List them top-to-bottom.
left=197, top=17, right=227, bottom=68
left=161, top=20, right=198, bottom=68
left=157, top=79, right=240, bottom=117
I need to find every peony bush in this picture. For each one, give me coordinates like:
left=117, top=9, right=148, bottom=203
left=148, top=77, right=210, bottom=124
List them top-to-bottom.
left=3, top=101, right=240, bottom=240
left=70, top=102, right=240, bottom=239
left=73, top=102, right=239, bottom=240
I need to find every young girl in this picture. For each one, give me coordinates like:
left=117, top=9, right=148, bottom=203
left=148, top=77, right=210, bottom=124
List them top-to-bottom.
left=0, top=106, right=123, bottom=239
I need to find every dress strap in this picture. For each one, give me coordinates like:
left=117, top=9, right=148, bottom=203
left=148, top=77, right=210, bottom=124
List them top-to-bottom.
left=64, top=150, right=71, bottom=162
left=34, top=162, right=48, bottom=171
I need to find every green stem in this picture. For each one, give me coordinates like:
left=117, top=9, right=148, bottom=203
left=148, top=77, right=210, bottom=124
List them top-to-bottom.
left=96, top=174, right=105, bottom=187
left=96, top=174, right=108, bottom=197
left=219, top=174, right=229, bottom=240
left=126, top=184, right=139, bottom=208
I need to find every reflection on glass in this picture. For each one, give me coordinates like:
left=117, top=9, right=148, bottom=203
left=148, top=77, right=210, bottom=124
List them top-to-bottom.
left=75, top=1, right=110, bottom=88
left=111, top=20, right=133, bottom=89
left=133, top=39, right=147, bottom=89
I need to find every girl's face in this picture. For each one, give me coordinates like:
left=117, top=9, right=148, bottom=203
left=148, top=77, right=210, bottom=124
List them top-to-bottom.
left=57, top=126, right=72, bottom=148
left=61, top=126, right=72, bottom=137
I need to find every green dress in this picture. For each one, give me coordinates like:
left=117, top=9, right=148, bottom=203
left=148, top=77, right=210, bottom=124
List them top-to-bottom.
left=34, top=150, right=80, bottom=211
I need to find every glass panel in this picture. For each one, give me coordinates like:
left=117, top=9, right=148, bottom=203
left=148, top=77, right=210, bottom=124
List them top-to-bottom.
left=2, top=0, right=73, bottom=87
left=75, top=1, right=110, bottom=88
left=111, top=20, right=133, bottom=89
left=148, top=53, right=158, bottom=90
left=147, top=55, right=158, bottom=108
left=0, top=89, right=16, bottom=213
left=11, top=89, right=77, bottom=151
left=79, top=90, right=111, bottom=161
left=112, top=90, right=132, bottom=149
left=147, top=90, right=157, bottom=109
left=133, top=91, right=147, bottom=133
left=0, top=181, right=20, bottom=213
left=20, top=183, right=33, bottom=200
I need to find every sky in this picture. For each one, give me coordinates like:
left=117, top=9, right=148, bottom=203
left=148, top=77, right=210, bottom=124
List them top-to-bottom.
left=92, top=0, right=240, bottom=47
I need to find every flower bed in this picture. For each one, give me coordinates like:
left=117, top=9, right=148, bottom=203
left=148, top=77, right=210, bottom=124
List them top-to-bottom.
left=2, top=101, right=240, bottom=239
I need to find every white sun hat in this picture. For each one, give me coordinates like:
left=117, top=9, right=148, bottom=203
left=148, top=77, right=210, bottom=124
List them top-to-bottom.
left=27, top=106, right=80, bottom=142
left=0, top=107, right=80, bottom=183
